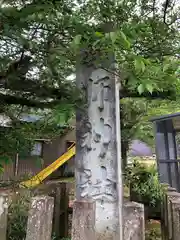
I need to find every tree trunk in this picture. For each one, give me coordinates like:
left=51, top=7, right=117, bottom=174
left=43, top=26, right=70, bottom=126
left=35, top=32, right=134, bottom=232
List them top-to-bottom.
left=75, top=54, right=123, bottom=239
left=121, top=140, right=129, bottom=171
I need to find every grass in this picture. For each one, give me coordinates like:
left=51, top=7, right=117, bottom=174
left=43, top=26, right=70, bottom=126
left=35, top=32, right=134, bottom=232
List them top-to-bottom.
left=47, top=177, right=75, bottom=183
left=145, top=220, right=161, bottom=240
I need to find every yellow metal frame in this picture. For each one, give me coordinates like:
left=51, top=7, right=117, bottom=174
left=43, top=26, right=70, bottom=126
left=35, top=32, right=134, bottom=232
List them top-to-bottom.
left=20, top=140, right=156, bottom=188
left=20, top=142, right=76, bottom=188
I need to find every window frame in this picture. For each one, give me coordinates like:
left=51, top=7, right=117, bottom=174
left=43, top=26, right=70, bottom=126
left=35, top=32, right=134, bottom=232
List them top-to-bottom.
left=30, top=140, right=43, bottom=157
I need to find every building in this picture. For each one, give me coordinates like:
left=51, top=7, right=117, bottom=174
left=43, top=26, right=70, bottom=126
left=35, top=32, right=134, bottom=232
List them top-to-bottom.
left=0, top=114, right=155, bottom=181
left=0, top=115, right=76, bottom=181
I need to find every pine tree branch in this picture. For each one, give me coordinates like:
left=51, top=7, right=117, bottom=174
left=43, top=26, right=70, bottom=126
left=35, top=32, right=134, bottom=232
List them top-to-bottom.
left=0, top=55, right=75, bottom=100
left=0, top=93, right=60, bottom=108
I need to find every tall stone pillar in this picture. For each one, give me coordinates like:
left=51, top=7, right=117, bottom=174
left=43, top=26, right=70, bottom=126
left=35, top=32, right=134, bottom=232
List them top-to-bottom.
left=75, top=51, right=123, bottom=239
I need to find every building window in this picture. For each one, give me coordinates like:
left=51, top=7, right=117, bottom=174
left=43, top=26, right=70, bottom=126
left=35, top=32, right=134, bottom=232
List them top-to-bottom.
left=31, top=141, right=43, bottom=156
left=67, top=141, right=74, bottom=149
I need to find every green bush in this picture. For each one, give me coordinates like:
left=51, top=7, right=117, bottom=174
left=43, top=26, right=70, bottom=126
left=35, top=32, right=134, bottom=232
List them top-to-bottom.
left=125, top=160, right=164, bottom=208
left=7, top=190, right=32, bottom=240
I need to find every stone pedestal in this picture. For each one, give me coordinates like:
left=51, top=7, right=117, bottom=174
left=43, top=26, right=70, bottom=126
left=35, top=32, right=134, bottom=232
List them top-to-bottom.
left=161, top=190, right=180, bottom=240
left=166, top=191, right=180, bottom=240
left=0, top=193, right=9, bottom=240
left=26, top=196, right=54, bottom=240
left=72, top=200, right=96, bottom=240
left=171, top=200, right=180, bottom=240
left=123, top=202, right=145, bottom=240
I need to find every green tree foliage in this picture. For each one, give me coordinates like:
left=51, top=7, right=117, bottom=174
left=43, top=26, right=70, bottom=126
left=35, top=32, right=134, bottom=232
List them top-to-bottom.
left=0, top=0, right=179, bottom=161
left=0, top=0, right=78, bottom=157
left=121, top=98, right=180, bottom=155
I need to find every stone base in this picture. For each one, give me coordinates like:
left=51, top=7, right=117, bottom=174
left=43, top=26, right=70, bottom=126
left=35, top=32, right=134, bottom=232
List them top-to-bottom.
left=26, top=196, right=54, bottom=240
left=72, top=200, right=96, bottom=240
left=72, top=200, right=145, bottom=240
left=95, top=200, right=119, bottom=240
left=123, top=202, right=145, bottom=240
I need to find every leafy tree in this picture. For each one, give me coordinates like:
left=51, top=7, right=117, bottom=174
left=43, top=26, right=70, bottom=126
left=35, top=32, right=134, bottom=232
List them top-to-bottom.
left=0, top=0, right=179, bottom=164
left=0, top=0, right=78, bottom=158
left=121, top=98, right=180, bottom=167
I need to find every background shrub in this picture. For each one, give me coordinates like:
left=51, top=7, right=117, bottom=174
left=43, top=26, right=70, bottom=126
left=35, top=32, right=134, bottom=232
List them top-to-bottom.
left=125, top=160, right=164, bottom=208
left=7, top=190, right=32, bottom=240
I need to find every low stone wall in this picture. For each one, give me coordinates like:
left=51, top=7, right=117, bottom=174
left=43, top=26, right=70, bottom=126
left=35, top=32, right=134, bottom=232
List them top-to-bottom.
left=0, top=182, right=74, bottom=239
left=0, top=184, right=146, bottom=240
left=161, top=186, right=180, bottom=240
left=0, top=192, right=54, bottom=240
left=71, top=200, right=145, bottom=240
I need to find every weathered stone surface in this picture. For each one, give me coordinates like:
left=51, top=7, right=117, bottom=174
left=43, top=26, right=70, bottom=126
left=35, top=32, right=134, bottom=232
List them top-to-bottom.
left=76, top=58, right=122, bottom=238
left=167, top=187, right=177, bottom=192
left=161, top=190, right=180, bottom=240
left=165, top=191, right=180, bottom=240
left=0, top=193, right=9, bottom=240
left=26, top=195, right=54, bottom=240
left=72, top=200, right=96, bottom=240
left=171, top=200, right=180, bottom=240
left=123, top=202, right=145, bottom=240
